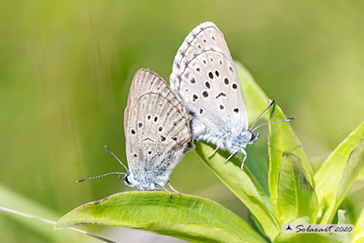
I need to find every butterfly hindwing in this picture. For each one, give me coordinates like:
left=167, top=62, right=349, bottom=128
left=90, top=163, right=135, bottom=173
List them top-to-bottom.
left=170, top=22, right=248, bottom=143
left=125, top=69, right=191, bottom=188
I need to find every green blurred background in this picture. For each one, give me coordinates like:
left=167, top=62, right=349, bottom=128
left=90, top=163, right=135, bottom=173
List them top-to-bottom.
left=1, top=0, right=363, bottom=242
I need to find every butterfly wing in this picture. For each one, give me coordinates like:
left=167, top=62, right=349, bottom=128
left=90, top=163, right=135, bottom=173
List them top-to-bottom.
left=170, top=22, right=248, bottom=142
left=124, top=69, right=190, bottom=187
left=125, top=69, right=184, bottom=130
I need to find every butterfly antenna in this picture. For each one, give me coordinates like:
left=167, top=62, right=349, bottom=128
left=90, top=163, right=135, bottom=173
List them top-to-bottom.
left=250, top=99, right=276, bottom=129
left=252, top=117, right=296, bottom=132
left=104, top=145, right=128, bottom=171
left=77, top=172, right=126, bottom=183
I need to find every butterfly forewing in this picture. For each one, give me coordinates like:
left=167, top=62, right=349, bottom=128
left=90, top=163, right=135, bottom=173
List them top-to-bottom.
left=170, top=22, right=248, bottom=139
left=125, top=69, right=190, bottom=185
left=125, top=69, right=184, bottom=130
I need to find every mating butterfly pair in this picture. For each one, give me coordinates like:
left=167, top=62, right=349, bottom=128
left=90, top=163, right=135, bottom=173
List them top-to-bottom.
left=78, top=22, right=294, bottom=195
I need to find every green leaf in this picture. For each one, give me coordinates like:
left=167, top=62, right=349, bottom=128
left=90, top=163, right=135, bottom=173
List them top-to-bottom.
left=268, top=104, right=313, bottom=211
left=314, top=121, right=364, bottom=224
left=336, top=136, right=364, bottom=204
left=195, top=142, right=279, bottom=240
left=277, top=152, right=318, bottom=224
left=55, top=191, right=266, bottom=243
left=273, top=217, right=337, bottom=243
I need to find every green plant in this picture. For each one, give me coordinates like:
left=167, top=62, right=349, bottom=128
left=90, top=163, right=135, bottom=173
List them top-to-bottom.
left=3, top=62, right=364, bottom=243
left=55, top=62, right=364, bottom=242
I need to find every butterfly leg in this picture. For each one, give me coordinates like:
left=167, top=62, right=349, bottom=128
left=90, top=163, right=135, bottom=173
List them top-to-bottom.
left=208, top=141, right=224, bottom=158
left=224, top=147, right=247, bottom=170
left=239, top=148, right=248, bottom=169
left=224, top=150, right=239, bottom=164
left=168, top=180, right=181, bottom=196
left=158, top=184, right=172, bottom=198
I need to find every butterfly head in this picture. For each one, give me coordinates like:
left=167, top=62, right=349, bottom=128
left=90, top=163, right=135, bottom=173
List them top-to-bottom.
left=238, top=128, right=260, bottom=147
left=247, top=128, right=260, bottom=145
left=234, top=129, right=260, bottom=148
left=121, top=170, right=161, bottom=191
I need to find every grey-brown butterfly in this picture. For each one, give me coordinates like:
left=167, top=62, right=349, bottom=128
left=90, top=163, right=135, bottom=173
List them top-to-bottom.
left=170, top=22, right=294, bottom=169
left=78, top=69, right=191, bottom=195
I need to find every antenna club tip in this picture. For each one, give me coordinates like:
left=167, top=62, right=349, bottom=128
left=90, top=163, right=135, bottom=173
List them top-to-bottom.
left=268, top=99, right=276, bottom=107
left=289, top=117, right=297, bottom=121
left=104, top=145, right=111, bottom=152
left=76, top=179, right=84, bottom=183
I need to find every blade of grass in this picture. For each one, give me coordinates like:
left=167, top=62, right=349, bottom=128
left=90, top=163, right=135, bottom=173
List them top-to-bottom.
left=0, top=185, right=113, bottom=243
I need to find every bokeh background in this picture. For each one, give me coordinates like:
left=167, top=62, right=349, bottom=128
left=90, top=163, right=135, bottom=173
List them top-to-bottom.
left=1, top=0, right=363, bottom=242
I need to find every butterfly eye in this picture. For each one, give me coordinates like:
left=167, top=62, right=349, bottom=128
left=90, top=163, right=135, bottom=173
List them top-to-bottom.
left=250, top=132, right=256, bottom=141
left=122, top=176, right=131, bottom=185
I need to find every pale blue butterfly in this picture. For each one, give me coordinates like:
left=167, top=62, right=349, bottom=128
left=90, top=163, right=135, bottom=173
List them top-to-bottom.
left=170, top=22, right=294, bottom=169
left=78, top=69, right=191, bottom=196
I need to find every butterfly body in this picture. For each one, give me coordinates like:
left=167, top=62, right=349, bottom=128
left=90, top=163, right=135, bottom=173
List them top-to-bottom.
left=190, top=115, right=259, bottom=147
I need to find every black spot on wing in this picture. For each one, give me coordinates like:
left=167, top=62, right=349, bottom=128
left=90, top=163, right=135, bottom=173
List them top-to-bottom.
left=215, top=92, right=226, bottom=99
